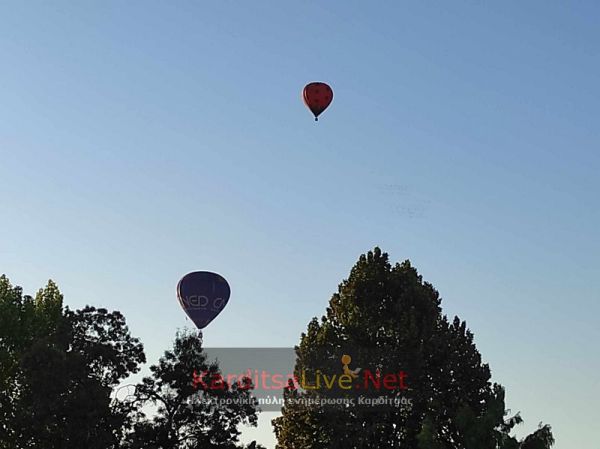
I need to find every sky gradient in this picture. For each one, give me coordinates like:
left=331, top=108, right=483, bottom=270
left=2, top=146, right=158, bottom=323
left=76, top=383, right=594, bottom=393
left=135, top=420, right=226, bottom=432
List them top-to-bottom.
left=1, top=2, right=599, bottom=447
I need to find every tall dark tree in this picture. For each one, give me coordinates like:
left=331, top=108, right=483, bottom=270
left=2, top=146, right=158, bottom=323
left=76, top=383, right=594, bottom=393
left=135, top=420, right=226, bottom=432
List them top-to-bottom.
left=273, top=248, right=554, bottom=449
left=0, top=275, right=146, bottom=449
left=126, top=331, right=263, bottom=449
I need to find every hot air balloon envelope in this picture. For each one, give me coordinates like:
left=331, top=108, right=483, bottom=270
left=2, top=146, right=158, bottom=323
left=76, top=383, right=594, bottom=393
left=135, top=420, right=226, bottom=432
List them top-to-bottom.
left=303, top=82, right=333, bottom=121
left=177, top=271, right=230, bottom=329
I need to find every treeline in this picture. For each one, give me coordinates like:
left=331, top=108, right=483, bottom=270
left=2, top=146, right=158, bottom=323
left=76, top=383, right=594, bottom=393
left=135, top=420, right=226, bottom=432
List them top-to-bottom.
left=0, top=248, right=555, bottom=448
left=0, top=275, right=264, bottom=449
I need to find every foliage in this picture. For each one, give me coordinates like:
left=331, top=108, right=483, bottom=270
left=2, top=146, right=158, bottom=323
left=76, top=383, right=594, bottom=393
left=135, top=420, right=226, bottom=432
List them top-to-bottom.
left=273, top=248, right=554, bottom=449
left=0, top=275, right=145, bottom=449
left=125, top=331, right=262, bottom=449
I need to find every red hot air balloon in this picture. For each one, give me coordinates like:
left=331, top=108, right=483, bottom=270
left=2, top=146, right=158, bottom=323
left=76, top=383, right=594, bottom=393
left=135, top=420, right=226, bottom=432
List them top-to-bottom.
left=303, top=82, right=333, bottom=121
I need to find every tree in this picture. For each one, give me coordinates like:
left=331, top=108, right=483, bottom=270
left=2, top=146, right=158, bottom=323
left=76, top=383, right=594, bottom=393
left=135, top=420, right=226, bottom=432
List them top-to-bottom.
left=273, top=248, right=554, bottom=449
left=0, top=275, right=146, bottom=449
left=126, top=331, right=263, bottom=449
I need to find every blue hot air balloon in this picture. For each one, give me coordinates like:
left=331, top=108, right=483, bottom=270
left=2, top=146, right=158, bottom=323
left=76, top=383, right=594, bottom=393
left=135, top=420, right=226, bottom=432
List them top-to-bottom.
left=177, top=271, right=230, bottom=330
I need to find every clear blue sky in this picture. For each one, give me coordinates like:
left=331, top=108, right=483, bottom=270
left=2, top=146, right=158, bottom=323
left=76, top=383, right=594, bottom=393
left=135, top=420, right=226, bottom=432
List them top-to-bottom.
left=1, top=2, right=598, bottom=447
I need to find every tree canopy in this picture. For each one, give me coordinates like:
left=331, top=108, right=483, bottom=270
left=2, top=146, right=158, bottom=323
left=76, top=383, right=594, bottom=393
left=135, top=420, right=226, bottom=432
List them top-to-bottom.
left=273, top=248, right=554, bottom=449
left=1, top=250, right=554, bottom=449
left=0, top=275, right=264, bottom=449
left=0, top=275, right=146, bottom=448
left=125, top=331, right=263, bottom=449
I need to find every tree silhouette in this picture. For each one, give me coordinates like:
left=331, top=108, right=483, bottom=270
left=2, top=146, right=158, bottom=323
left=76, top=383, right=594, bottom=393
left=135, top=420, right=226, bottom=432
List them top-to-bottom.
left=273, top=248, right=554, bottom=449
left=0, top=275, right=145, bottom=449
left=126, top=331, right=262, bottom=449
